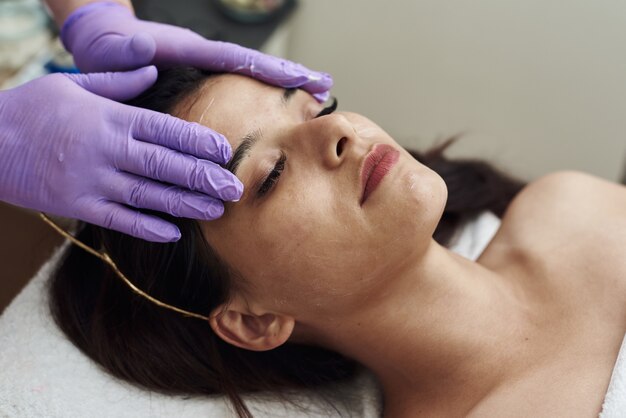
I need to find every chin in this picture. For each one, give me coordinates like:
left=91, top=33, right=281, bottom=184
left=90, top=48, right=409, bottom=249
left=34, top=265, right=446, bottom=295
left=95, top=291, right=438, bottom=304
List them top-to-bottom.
left=404, top=158, right=446, bottom=199
left=396, top=164, right=448, bottom=236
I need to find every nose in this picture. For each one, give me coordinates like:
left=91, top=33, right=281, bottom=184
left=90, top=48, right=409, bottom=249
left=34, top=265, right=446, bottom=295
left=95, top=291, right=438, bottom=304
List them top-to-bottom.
left=305, top=113, right=356, bottom=169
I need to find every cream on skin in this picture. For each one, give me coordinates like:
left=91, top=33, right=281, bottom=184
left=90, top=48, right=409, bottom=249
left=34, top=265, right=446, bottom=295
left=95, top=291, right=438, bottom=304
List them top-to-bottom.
left=171, top=74, right=591, bottom=416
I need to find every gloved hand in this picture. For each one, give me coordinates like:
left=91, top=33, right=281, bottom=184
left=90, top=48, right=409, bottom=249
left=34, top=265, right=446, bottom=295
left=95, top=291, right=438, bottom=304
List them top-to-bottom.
left=61, top=1, right=332, bottom=102
left=0, top=66, right=241, bottom=242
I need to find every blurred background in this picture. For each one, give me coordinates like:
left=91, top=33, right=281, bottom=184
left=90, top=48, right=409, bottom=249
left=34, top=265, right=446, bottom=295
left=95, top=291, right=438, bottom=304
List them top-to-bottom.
left=1, top=0, right=625, bottom=311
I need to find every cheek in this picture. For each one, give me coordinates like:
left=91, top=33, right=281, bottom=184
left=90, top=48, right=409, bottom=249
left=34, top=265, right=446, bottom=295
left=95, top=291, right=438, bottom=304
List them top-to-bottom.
left=241, top=183, right=375, bottom=308
left=252, top=188, right=340, bottom=285
left=203, top=190, right=335, bottom=300
left=262, top=190, right=414, bottom=310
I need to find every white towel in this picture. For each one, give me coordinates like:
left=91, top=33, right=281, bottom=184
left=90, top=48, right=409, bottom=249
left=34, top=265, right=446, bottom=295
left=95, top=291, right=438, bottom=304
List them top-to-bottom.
left=447, top=211, right=501, bottom=260
left=0, top=212, right=501, bottom=417
left=600, top=334, right=626, bottom=417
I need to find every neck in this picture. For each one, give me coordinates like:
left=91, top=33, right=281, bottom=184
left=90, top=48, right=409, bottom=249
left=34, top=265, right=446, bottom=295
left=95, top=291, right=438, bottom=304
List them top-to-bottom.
left=314, top=241, right=553, bottom=416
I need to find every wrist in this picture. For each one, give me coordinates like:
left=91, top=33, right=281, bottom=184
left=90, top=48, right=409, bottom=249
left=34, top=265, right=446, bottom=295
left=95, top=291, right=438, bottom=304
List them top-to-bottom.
left=60, top=1, right=134, bottom=52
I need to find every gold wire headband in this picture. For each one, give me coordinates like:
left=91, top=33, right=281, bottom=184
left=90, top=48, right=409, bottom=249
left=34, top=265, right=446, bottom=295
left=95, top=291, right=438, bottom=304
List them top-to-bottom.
left=39, top=213, right=210, bottom=321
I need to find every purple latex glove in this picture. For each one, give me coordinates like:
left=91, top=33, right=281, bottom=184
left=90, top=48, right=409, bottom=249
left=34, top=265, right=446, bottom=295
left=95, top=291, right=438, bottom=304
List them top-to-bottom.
left=61, top=2, right=332, bottom=102
left=0, top=67, right=242, bottom=242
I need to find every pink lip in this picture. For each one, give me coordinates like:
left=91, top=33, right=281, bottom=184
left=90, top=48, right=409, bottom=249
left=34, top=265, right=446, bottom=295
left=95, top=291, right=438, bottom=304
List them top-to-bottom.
left=359, top=144, right=400, bottom=205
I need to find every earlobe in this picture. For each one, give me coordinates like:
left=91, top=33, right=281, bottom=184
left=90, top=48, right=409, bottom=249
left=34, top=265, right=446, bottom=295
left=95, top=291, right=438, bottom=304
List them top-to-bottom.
left=209, top=303, right=295, bottom=352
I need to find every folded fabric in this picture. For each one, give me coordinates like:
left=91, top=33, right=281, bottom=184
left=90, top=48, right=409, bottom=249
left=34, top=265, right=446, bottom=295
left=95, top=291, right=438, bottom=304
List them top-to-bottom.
left=447, top=210, right=500, bottom=260
left=0, top=212, right=501, bottom=417
left=600, top=334, right=626, bottom=417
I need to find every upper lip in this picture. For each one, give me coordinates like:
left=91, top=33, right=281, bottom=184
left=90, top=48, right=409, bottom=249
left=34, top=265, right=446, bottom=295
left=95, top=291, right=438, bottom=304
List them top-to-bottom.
left=358, top=143, right=396, bottom=204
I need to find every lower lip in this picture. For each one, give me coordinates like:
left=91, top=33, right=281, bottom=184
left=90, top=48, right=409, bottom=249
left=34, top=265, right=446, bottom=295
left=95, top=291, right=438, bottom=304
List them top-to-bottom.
left=361, top=144, right=400, bottom=205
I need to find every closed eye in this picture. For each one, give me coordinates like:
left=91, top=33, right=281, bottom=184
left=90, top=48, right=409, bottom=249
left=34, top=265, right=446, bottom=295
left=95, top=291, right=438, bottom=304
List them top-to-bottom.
left=255, top=98, right=337, bottom=198
left=315, top=98, right=337, bottom=118
left=257, top=151, right=286, bottom=197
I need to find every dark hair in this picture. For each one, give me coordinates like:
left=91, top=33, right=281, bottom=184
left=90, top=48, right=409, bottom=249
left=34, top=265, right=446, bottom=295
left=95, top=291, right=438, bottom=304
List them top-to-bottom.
left=48, top=68, right=525, bottom=418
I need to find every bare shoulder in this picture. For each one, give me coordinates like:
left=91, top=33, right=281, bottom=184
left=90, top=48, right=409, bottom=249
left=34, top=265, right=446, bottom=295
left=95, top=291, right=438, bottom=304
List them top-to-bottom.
left=491, top=170, right=626, bottom=261
left=505, top=170, right=625, bottom=228
left=519, top=170, right=625, bottom=213
left=475, top=172, right=626, bottom=418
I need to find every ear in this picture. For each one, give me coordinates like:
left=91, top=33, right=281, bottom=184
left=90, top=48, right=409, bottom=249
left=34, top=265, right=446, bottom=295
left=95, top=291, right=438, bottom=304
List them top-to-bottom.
left=209, top=296, right=295, bottom=352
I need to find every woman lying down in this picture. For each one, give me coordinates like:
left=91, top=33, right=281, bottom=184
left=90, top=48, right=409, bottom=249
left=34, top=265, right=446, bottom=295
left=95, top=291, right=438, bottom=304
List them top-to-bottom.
left=49, top=68, right=626, bottom=418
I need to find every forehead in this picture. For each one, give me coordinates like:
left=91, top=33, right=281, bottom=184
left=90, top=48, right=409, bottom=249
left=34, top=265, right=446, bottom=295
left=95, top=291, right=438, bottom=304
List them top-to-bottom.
left=177, top=74, right=284, bottom=151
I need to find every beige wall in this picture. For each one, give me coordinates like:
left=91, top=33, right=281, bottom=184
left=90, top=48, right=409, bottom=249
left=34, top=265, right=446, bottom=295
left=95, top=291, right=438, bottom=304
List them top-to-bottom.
left=285, top=0, right=626, bottom=181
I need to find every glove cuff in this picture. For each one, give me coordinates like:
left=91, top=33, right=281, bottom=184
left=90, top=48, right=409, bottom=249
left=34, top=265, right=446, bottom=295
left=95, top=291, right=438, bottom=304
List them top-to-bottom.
left=60, top=1, right=132, bottom=53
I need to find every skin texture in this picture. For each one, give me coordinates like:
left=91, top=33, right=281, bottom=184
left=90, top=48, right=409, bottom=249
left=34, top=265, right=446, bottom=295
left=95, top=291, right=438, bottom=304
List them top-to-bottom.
left=175, top=75, right=626, bottom=417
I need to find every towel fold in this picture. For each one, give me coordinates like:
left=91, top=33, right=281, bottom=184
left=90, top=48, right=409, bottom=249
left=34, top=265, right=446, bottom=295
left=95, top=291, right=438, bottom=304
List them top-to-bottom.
left=600, top=334, right=626, bottom=417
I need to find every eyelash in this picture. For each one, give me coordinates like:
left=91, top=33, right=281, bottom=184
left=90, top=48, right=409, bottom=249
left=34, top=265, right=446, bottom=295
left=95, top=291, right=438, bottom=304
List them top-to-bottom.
left=315, top=97, right=338, bottom=118
left=256, top=98, right=338, bottom=197
left=258, top=151, right=286, bottom=196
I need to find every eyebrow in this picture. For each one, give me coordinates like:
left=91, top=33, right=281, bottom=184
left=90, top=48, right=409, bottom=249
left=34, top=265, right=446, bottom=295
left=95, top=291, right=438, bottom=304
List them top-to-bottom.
left=281, top=87, right=297, bottom=106
left=225, top=88, right=296, bottom=175
left=225, top=128, right=263, bottom=175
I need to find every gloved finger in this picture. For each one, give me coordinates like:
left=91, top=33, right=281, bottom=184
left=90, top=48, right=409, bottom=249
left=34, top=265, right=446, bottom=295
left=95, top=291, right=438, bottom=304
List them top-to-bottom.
left=84, top=32, right=157, bottom=73
left=180, top=39, right=333, bottom=99
left=64, top=66, right=158, bottom=101
left=313, top=91, right=331, bottom=103
left=131, top=108, right=232, bottom=163
left=119, top=140, right=243, bottom=202
left=110, top=172, right=225, bottom=220
left=84, top=200, right=181, bottom=242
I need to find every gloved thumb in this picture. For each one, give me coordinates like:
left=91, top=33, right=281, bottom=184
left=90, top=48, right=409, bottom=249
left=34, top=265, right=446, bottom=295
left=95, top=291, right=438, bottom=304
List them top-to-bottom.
left=89, top=32, right=157, bottom=72
left=65, top=66, right=158, bottom=101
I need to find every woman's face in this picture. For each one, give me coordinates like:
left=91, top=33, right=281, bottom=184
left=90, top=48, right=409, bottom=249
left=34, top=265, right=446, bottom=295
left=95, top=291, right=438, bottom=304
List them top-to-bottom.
left=179, top=75, right=447, bottom=319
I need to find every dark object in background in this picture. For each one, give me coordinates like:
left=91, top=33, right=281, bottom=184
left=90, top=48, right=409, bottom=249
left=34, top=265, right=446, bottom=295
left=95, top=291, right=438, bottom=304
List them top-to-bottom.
left=132, top=0, right=296, bottom=50
left=213, top=0, right=296, bottom=24
left=0, top=203, right=62, bottom=313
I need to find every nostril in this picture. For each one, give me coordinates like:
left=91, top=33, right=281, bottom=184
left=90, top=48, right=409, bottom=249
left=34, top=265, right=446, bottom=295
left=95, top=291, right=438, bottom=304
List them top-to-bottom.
left=336, top=137, right=347, bottom=157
